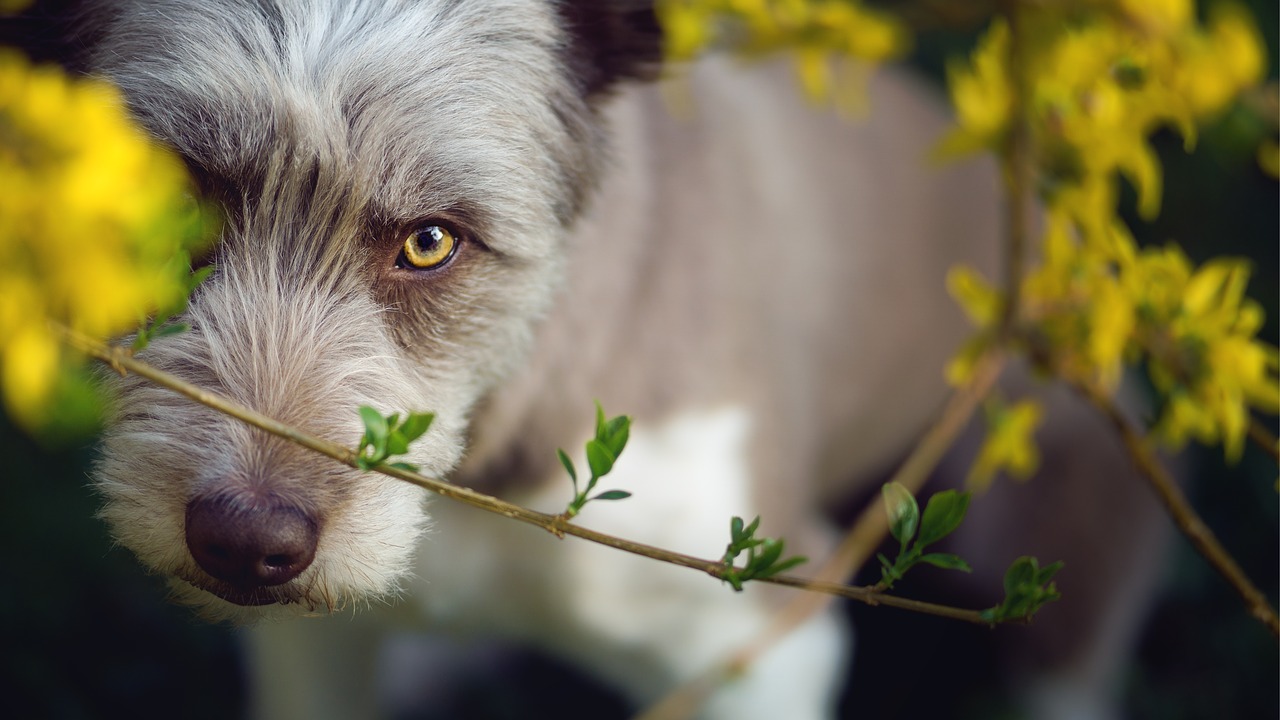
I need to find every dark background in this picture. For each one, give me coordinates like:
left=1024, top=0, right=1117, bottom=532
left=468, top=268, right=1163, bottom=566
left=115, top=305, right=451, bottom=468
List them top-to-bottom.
left=2, top=1, right=1276, bottom=718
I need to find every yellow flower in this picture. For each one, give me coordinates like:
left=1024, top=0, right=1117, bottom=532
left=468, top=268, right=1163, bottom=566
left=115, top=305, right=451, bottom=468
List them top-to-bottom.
left=0, top=0, right=32, bottom=14
left=655, top=0, right=908, bottom=103
left=1117, top=0, right=1193, bottom=34
left=1174, top=4, right=1265, bottom=116
left=1209, top=5, right=1265, bottom=88
left=936, top=19, right=1011, bottom=159
left=794, top=47, right=831, bottom=100
left=0, top=50, right=211, bottom=435
left=1260, top=138, right=1280, bottom=178
left=947, top=265, right=1002, bottom=329
left=1086, top=280, right=1134, bottom=391
left=2, top=324, right=58, bottom=427
left=968, top=398, right=1044, bottom=492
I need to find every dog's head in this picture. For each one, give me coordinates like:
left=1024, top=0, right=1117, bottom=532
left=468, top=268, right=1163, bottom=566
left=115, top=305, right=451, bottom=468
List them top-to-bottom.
left=88, top=0, right=659, bottom=620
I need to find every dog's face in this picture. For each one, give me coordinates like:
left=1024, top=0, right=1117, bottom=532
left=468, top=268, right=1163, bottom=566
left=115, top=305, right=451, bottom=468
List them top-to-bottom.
left=89, top=0, right=658, bottom=620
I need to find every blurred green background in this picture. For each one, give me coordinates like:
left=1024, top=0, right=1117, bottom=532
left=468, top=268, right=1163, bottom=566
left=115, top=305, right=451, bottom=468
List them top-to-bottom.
left=1, top=1, right=1276, bottom=718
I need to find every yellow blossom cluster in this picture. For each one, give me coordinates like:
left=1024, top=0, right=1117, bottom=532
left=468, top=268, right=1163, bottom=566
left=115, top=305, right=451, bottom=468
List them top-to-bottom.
left=654, top=0, right=1274, bottom=477
left=656, top=0, right=909, bottom=101
left=940, top=1, right=1265, bottom=238
left=943, top=1, right=1276, bottom=466
left=0, top=50, right=209, bottom=432
left=953, top=218, right=1278, bottom=462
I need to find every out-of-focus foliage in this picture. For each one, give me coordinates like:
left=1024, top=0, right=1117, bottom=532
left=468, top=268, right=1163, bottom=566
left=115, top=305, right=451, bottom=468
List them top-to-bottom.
left=657, top=0, right=910, bottom=102
left=659, top=0, right=1277, bottom=478
left=939, top=1, right=1277, bottom=468
left=939, top=1, right=1265, bottom=222
left=0, top=49, right=210, bottom=435
left=964, top=396, right=1044, bottom=492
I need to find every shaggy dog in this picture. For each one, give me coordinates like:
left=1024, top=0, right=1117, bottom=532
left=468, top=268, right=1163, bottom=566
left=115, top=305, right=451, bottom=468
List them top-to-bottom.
left=79, top=1, right=1165, bottom=717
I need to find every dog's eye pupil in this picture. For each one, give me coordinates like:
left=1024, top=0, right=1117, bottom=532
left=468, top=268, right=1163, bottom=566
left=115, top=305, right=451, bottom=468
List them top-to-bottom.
left=402, top=225, right=457, bottom=269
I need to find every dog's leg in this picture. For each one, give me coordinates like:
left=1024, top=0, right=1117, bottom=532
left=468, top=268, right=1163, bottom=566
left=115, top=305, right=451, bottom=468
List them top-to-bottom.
left=243, top=615, right=387, bottom=720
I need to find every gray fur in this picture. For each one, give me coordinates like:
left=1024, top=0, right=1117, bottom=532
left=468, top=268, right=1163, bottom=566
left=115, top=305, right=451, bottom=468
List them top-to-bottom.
left=92, top=0, right=601, bottom=619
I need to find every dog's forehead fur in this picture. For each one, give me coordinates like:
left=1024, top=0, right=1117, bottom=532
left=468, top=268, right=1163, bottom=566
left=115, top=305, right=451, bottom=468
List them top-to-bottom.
left=90, top=0, right=607, bottom=254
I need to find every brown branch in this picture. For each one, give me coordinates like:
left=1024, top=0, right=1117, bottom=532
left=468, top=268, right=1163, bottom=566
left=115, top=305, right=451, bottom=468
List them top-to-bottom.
left=999, top=0, right=1032, bottom=337
left=60, top=327, right=1010, bottom=626
left=634, top=348, right=1008, bottom=720
left=1075, top=379, right=1280, bottom=638
left=1248, top=418, right=1279, bottom=464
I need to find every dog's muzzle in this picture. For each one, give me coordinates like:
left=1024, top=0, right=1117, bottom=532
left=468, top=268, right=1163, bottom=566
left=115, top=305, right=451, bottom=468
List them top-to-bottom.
left=184, top=490, right=318, bottom=605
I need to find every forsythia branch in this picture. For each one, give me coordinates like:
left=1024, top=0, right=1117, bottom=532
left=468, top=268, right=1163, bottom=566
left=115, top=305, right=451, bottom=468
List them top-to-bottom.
left=999, top=0, right=1032, bottom=337
left=60, top=325, right=1020, bottom=627
left=1073, top=377, right=1280, bottom=638
left=1247, top=419, right=1279, bottom=463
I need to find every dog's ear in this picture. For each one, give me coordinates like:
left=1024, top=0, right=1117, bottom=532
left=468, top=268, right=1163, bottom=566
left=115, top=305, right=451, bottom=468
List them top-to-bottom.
left=556, top=0, right=662, bottom=99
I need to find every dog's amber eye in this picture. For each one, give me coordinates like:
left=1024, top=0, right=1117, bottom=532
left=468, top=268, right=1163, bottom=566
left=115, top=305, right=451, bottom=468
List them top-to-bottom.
left=401, top=225, right=458, bottom=269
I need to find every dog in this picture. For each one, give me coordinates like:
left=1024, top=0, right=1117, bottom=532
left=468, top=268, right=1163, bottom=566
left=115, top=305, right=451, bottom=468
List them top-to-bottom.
left=80, top=1, right=1168, bottom=718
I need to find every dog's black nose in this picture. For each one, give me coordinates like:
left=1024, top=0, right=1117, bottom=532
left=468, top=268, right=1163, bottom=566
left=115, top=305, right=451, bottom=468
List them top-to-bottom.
left=185, top=493, right=318, bottom=589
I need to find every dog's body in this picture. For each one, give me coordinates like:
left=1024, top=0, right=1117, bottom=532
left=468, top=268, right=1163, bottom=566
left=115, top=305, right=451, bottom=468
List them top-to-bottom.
left=82, top=1, right=1167, bottom=718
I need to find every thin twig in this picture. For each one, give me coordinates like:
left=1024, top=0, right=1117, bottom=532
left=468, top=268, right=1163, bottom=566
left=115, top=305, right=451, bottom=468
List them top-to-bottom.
left=999, top=0, right=1032, bottom=337
left=60, top=327, right=1011, bottom=626
left=818, top=348, right=1007, bottom=582
left=634, top=349, right=1008, bottom=720
left=1075, top=379, right=1280, bottom=638
left=1247, top=418, right=1279, bottom=463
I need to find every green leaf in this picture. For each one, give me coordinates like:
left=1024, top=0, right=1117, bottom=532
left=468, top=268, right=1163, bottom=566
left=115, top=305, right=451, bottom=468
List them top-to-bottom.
left=187, top=264, right=215, bottom=293
left=150, top=322, right=190, bottom=340
left=595, top=401, right=607, bottom=438
left=357, top=406, right=390, bottom=464
left=359, top=406, right=388, bottom=441
left=399, top=412, right=434, bottom=442
left=600, top=415, right=630, bottom=457
left=386, top=433, right=410, bottom=456
left=585, top=439, right=616, bottom=479
left=557, top=449, right=577, bottom=485
left=387, top=461, right=419, bottom=472
left=881, top=482, right=919, bottom=547
left=918, top=489, right=971, bottom=546
left=591, top=490, right=632, bottom=501
left=731, top=516, right=745, bottom=540
left=756, top=538, right=785, bottom=570
left=917, top=552, right=973, bottom=573
left=757, top=555, right=807, bottom=577
left=982, top=555, right=1064, bottom=623
left=1003, top=556, right=1038, bottom=596
left=1035, top=561, right=1064, bottom=586
left=723, top=568, right=745, bottom=592
left=1002, top=590, right=1035, bottom=619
